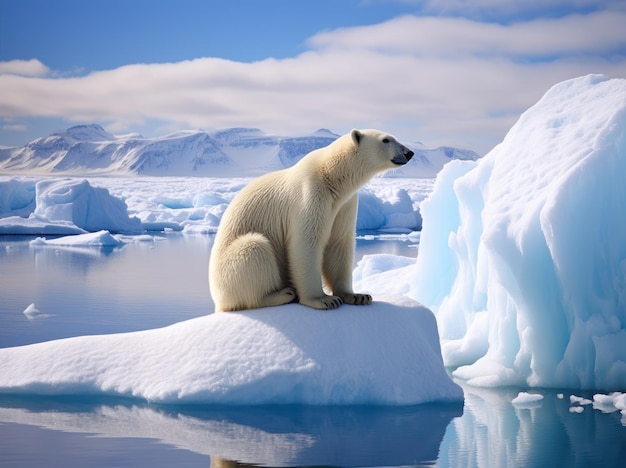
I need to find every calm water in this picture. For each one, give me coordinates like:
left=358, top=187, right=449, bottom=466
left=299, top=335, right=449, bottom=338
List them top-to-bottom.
left=0, top=234, right=624, bottom=467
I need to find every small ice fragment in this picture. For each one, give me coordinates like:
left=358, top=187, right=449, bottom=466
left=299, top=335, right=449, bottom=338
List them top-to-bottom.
left=22, top=303, right=53, bottom=320
left=23, top=303, right=43, bottom=320
left=512, top=392, right=544, bottom=405
left=570, top=395, right=592, bottom=405
left=569, top=406, right=584, bottom=414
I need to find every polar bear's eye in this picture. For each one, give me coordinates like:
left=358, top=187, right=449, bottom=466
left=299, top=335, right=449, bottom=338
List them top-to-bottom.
left=382, top=138, right=390, bottom=143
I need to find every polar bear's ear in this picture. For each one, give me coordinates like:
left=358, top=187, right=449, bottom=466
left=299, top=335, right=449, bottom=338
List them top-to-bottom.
left=351, top=129, right=363, bottom=146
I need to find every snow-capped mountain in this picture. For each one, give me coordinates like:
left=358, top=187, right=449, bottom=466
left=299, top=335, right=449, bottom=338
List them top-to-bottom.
left=0, top=124, right=479, bottom=177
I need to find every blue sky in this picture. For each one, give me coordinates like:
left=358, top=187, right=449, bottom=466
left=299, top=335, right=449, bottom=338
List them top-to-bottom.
left=1, top=0, right=625, bottom=153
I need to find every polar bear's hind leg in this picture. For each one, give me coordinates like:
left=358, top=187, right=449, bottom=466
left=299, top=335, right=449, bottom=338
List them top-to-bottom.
left=212, top=233, right=293, bottom=311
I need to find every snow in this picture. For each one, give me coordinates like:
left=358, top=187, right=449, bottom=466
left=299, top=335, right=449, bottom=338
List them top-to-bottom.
left=2, top=74, right=625, bottom=406
left=411, top=75, right=626, bottom=391
left=0, top=125, right=478, bottom=177
left=0, top=176, right=430, bottom=235
left=29, top=230, right=126, bottom=247
left=0, top=296, right=463, bottom=405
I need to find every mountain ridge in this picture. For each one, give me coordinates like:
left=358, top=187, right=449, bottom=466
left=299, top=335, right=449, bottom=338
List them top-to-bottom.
left=0, top=124, right=479, bottom=177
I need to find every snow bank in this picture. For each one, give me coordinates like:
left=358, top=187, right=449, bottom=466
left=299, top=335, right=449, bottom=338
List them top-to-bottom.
left=412, top=75, right=626, bottom=390
left=353, top=254, right=416, bottom=297
left=0, top=296, right=463, bottom=405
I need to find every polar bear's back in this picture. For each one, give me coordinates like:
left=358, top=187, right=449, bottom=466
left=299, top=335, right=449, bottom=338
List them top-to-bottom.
left=217, top=170, right=296, bottom=245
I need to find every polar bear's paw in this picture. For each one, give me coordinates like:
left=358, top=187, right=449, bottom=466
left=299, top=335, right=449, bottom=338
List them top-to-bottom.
left=261, top=287, right=297, bottom=308
left=341, top=293, right=373, bottom=305
left=301, top=295, right=344, bottom=310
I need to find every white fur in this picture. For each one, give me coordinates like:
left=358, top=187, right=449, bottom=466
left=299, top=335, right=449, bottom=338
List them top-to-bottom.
left=209, top=129, right=414, bottom=311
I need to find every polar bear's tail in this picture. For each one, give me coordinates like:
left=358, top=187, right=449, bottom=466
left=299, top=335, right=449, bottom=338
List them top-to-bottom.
left=209, top=232, right=295, bottom=312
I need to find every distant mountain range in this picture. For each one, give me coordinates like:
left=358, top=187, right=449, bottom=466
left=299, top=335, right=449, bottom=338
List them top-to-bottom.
left=0, top=124, right=479, bottom=178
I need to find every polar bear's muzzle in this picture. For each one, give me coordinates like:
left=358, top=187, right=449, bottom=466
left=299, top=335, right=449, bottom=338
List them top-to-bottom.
left=391, top=146, right=414, bottom=165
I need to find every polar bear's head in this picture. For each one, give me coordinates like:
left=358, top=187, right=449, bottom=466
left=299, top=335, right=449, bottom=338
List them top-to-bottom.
left=350, top=129, right=414, bottom=171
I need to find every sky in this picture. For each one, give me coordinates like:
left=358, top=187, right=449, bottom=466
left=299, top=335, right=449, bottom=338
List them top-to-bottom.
left=1, top=0, right=625, bottom=154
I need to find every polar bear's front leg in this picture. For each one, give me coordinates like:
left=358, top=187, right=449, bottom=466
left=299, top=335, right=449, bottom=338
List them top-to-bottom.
left=322, top=195, right=373, bottom=306
left=288, top=219, right=344, bottom=310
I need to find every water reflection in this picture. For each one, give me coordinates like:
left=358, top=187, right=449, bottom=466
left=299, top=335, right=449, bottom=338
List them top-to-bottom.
left=0, top=234, right=215, bottom=347
left=439, top=384, right=626, bottom=467
left=1, top=385, right=625, bottom=467
left=0, top=397, right=462, bottom=467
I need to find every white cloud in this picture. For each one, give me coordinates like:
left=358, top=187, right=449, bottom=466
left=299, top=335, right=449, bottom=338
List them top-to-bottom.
left=393, top=0, right=626, bottom=18
left=309, top=11, right=626, bottom=58
left=0, top=12, right=625, bottom=153
left=0, top=59, right=50, bottom=77
left=1, top=122, right=27, bottom=132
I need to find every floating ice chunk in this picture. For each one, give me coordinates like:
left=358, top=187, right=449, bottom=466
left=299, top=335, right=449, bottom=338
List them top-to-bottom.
left=29, top=230, right=125, bottom=247
left=0, top=296, right=463, bottom=406
left=22, top=303, right=53, bottom=320
left=22, top=303, right=40, bottom=319
left=512, top=392, right=544, bottom=406
left=592, top=392, right=626, bottom=424
left=570, top=395, right=593, bottom=406
left=569, top=406, right=584, bottom=414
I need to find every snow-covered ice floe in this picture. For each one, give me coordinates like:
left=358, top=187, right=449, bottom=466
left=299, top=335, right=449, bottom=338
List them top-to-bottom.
left=412, top=75, right=626, bottom=390
left=0, top=176, right=428, bottom=235
left=29, top=230, right=126, bottom=247
left=0, top=296, right=463, bottom=405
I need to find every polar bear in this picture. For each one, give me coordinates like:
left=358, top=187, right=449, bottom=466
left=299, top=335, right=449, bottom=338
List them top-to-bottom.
left=209, top=129, right=414, bottom=311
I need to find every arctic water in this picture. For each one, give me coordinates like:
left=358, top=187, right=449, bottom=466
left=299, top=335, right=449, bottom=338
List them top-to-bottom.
left=0, top=235, right=624, bottom=467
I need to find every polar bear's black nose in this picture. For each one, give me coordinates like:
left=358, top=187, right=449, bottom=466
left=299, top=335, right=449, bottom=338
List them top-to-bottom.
left=405, top=150, right=414, bottom=161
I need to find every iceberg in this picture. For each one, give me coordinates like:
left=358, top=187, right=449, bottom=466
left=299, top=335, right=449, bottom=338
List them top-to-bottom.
left=412, top=75, right=626, bottom=390
left=0, top=178, right=143, bottom=235
left=33, top=179, right=143, bottom=234
left=0, top=296, right=463, bottom=405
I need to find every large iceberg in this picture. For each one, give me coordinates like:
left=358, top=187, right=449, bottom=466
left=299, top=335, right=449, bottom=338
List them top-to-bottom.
left=412, top=75, right=626, bottom=390
left=0, top=296, right=463, bottom=405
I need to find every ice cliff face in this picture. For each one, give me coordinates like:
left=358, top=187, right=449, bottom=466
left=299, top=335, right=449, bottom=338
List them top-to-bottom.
left=413, top=74, right=626, bottom=390
left=0, top=125, right=478, bottom=177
